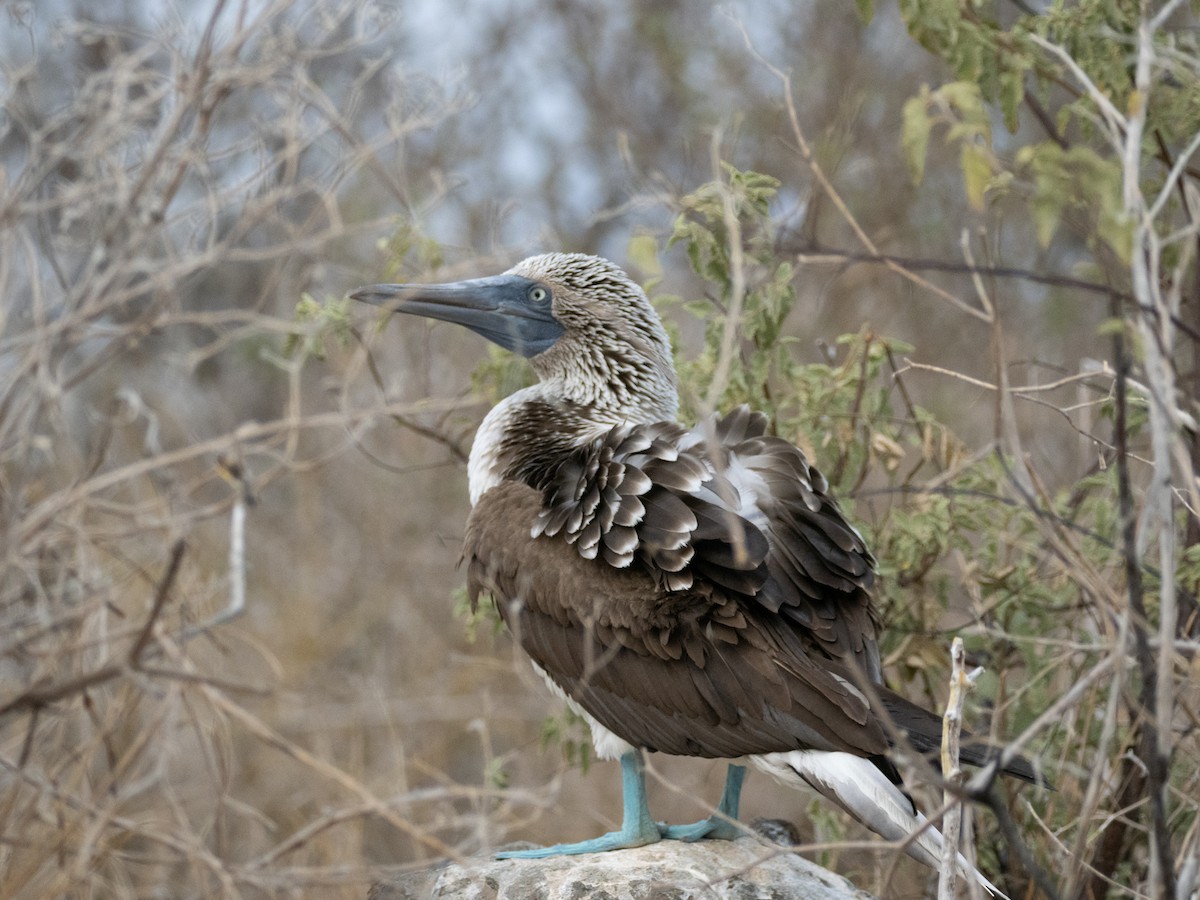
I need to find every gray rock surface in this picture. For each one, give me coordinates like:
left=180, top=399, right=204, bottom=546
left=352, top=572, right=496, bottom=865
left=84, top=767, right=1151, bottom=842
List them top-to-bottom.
left=368, top=836, right=876, bottom=900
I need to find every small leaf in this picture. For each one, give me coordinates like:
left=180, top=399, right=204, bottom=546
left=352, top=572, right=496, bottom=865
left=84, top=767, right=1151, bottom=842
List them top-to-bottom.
left=940, top=81, right=988, bottom=132
left=1126, top=88, right=1144, bottom=118
left=902, top=94, right=932, bottom=185
left=960, top=142, right=992, bottom=211
left=1031, top=200, right=1061, bottom=250
left=627, top=233, right=661, bottom=279
left=871, top=431, right=906, bottom=471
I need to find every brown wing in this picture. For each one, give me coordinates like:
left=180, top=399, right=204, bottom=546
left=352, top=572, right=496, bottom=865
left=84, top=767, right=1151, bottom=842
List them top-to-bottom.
left=531, top=406, right=880, bottom=681
left=709, top=408, right=882, bottom=681
left=531, top=418, right=770, bottom=597
left=465, top=480, right=890, bottom=760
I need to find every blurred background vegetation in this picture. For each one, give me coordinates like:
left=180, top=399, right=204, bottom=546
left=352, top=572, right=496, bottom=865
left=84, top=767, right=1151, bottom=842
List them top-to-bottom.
left=2, top=0, right=1198, bottom=897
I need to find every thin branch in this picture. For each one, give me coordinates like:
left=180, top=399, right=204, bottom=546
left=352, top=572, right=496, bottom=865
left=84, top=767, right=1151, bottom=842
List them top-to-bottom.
left=731, top=17, right=990, bottom=324
left=1028, top=34, right=1126, bottom=144
left=1023, top=88, right=1070, bottom=150
left=704, top=130, right=749, bottom=411
left=785, top=244, right=1200, bottom=345
left=1113, top=291, right=1175, bottom=900
left=16, top=397, right=473, bottom=547
left=0, top=540, right=186, bottom=720
left=128, top=540, right=187, bottom=661
left=939, top=638, right=969, bottom=900
left=982, top=786, right=1062, bottom=900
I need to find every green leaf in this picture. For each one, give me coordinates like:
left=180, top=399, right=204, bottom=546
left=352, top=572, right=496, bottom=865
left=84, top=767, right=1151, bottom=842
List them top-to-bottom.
left=939, top=81, right=989, bottom=133
left=902, top=94, right=931, bottom=185
left=960, top=142, right=992, bottom=211
left=627, top=232, right=661, bottom=279
left=284, top=293, right=352, bottom=360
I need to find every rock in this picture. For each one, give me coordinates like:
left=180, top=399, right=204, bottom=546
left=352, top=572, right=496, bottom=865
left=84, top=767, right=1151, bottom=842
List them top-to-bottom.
left=368, top=836, right=875, bottom=900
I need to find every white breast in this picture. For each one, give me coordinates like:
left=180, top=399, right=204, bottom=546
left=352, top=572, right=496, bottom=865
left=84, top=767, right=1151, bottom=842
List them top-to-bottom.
left=467, top=403, right=509, bottom=506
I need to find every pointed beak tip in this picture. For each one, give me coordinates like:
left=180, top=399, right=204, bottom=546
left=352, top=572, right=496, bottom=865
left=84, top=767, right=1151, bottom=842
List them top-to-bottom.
left=349, top=285, right=401, bottom=307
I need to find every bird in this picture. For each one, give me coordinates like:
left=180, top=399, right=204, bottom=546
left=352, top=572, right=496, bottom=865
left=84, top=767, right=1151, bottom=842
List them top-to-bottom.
left=351, top=252, right=1041, bottom=893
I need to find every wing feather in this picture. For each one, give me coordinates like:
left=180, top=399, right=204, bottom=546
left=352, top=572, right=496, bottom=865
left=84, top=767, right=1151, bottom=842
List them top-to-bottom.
left=531, top=406, right=878, bottom=676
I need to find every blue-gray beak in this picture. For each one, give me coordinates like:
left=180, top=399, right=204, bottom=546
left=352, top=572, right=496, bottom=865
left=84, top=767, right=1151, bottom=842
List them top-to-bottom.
left=351, top=274, right=564, bottom=358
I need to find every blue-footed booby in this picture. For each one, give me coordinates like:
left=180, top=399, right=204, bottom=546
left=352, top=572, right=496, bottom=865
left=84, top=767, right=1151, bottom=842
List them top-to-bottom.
left=352, top=253, right=1039, bottom=892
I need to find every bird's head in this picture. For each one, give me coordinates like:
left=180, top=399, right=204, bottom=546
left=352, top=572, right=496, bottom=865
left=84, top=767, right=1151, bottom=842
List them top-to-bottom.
left=353, top=253, right=678, bottom=421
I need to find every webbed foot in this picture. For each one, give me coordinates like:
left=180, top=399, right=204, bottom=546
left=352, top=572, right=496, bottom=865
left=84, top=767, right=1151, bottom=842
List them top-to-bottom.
left=497, top=750, right=662, bottom=859
left=660, top=763, right=747, bottom=842
left=659, top=815, right=743, bottom=842
left=496, top=819, right=662, bottom=858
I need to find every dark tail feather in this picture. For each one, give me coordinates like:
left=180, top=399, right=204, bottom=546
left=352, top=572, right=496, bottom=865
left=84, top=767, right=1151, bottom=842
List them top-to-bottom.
left=879, top=690, right=1053, bottom=789
left=959, top=739, right=1047, bottom=787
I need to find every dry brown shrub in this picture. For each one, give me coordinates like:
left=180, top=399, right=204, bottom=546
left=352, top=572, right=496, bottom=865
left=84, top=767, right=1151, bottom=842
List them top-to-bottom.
left=0, top=2, right=496, bottom=896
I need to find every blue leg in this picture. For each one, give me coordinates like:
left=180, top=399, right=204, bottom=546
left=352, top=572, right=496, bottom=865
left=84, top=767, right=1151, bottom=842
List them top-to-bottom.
left=497, top=750, right=662, bottom=858
left=660, top=763, right=746, bottom=842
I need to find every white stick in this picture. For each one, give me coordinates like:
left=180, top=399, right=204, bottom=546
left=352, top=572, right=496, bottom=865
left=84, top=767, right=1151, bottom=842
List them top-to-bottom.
left=939, top=637, right=969, bottom=900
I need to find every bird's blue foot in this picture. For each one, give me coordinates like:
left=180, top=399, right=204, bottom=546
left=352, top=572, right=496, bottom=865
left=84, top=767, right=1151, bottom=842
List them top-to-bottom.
left=497, top=750, right=662, bottom=859
left=660, top=763, right=747, bottom=843
left=659, top=815, right=742, bottom=842
left=496, top=819, right=662, bottom=858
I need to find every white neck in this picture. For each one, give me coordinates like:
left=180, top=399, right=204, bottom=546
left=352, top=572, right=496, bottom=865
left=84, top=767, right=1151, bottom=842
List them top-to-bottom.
left=465, top=385, right=604, bottom=505
left=467, top=387, right=535, bottom=506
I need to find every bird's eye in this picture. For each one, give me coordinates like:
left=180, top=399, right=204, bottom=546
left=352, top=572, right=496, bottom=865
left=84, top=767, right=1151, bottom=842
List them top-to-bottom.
left=528, top=285, right=550, bottom=304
